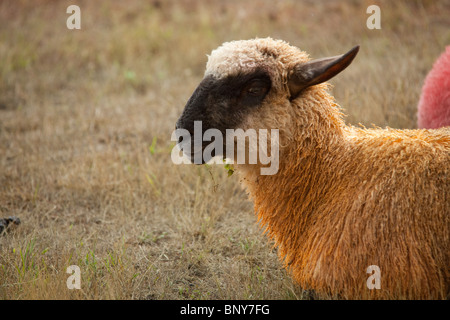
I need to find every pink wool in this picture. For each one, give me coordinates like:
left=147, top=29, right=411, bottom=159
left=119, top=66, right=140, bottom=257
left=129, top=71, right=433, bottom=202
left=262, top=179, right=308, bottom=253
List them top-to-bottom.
left=417, top=46, right=450, bottom=129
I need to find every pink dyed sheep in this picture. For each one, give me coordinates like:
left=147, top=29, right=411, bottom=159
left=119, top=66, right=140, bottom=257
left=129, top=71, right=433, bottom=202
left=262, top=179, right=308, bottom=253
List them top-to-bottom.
left=417, top=46, right=450, bottom=129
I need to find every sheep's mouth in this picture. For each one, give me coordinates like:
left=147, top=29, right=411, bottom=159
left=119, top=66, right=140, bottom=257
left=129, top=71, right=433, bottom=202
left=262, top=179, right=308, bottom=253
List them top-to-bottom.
left=176, top=133, right=239, bottom=165
left=176, top=136, right=220, bottom=165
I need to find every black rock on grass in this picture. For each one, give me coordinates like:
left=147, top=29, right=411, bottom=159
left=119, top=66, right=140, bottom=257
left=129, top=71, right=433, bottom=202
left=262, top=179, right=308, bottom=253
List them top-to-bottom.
left=0, top=216, right=21, bottom=235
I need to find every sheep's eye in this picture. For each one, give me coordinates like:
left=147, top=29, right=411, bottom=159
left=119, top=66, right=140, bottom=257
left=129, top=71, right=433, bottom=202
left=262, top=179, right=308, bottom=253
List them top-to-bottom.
left=245, top=81, right=268, bottom=96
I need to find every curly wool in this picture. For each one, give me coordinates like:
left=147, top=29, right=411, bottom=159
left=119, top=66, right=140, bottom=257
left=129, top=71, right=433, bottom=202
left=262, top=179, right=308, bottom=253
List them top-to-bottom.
left=417, top=46, right=450, bottom=129
left=239, top=90, right=450, bottom=299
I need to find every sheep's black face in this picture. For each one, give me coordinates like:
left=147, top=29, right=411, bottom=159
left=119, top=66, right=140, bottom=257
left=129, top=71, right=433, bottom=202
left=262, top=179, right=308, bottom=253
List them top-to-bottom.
left=175, top=69, right=271, bottom=163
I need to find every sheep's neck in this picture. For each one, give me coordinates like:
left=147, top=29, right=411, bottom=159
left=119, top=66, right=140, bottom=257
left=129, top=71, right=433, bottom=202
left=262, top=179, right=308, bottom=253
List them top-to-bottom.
left=237, top=89, right=347, bottom=265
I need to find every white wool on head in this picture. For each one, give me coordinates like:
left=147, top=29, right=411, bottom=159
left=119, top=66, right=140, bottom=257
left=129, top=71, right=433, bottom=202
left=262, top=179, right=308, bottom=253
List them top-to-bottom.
left=205, top=37, right=310, bottom=89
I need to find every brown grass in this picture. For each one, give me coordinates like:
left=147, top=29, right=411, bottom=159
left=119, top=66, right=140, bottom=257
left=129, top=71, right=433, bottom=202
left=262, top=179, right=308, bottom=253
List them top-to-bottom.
left=0, top=0, right=449, bottom=299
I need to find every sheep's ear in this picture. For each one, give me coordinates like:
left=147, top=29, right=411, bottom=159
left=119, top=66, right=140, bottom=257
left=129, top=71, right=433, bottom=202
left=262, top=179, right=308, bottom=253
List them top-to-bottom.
left=288, top=45, right=359, bottom=100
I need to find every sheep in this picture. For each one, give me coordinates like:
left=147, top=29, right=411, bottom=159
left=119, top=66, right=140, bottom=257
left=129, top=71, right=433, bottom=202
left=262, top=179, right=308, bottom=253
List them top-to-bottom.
left=175, top=38, right=450, bottom=299
left=417, top=46, right=450, bottom=129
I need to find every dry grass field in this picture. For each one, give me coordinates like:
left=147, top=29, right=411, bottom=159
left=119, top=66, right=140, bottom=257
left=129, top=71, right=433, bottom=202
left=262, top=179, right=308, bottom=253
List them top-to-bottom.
left=0, top=0, right=449, bottom=300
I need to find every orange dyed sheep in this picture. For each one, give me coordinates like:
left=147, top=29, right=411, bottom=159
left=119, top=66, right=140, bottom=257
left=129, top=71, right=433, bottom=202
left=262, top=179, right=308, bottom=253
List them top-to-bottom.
left=176, top=38, right=450, bottom=299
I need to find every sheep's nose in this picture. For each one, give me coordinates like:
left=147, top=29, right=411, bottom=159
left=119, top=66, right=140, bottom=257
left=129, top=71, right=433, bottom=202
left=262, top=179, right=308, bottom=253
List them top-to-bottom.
left=174, top=122, right=185, bottom=144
